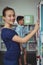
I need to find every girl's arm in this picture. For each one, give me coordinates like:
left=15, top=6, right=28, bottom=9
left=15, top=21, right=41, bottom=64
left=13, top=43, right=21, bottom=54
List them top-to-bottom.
left=12, top=22, right=39, bottom=44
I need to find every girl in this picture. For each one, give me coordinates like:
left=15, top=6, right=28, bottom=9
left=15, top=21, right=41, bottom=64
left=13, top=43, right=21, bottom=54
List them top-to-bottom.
left=1, top=7, right=39, bottom=65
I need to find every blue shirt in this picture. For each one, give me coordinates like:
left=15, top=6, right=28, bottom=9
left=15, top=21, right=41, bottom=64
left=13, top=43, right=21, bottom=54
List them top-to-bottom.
left=15, top=25, right=29, bottom=48
left=15, top=25, right=29, bottom=37
left=15, top=25, right=24, bottom=37
left=1, top=28, right=20, bottom=61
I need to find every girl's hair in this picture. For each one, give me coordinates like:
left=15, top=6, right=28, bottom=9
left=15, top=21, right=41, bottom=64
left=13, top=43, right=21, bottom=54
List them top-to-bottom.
left=2, top=6, right=15, bottom=16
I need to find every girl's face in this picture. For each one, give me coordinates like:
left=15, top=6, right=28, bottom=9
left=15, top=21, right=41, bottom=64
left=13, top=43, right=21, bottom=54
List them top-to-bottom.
left=3, top=10, right=15, bottom=25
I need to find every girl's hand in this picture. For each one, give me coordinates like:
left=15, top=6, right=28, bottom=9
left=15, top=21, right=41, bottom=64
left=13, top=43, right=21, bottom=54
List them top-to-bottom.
left=34, top=21, right=39, bottom=31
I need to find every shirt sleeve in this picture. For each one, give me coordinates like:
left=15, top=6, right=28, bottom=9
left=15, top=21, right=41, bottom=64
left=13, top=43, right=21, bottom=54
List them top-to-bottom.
left=5, top=29, right=17, bottom=40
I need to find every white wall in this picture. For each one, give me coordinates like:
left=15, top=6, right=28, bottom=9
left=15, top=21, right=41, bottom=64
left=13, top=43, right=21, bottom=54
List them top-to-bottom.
left=0, top=0, right=40, bottom=22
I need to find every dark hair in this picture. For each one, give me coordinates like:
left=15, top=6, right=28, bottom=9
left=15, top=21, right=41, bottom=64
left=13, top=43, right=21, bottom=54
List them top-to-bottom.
left=2, top=6, right=15, bottom=16
left=16, top=16, right=24, bottom=23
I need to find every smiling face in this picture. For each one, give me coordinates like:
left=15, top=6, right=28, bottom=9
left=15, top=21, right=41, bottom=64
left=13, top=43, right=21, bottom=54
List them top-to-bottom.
left=3, top=10, right=15, bottom=25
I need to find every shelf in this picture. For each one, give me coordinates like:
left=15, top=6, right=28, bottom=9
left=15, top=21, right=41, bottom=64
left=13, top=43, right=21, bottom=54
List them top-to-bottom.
left=28, top=41, right=37, bottom=43
left=1, top=49, right=7, bottom=51
left=27, top=49, right=37, bottom=52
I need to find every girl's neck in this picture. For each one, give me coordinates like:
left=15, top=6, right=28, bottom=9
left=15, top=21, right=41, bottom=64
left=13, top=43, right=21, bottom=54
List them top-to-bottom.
left=4, top=23, right=12, bottom=29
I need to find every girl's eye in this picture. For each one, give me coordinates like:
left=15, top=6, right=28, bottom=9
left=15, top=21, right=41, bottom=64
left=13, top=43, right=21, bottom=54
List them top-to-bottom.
left=8, top=14, right=15, bottom=17
left=13, top=14, right=15, bottom=17
left=8, top=15, right=11, bottom=17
